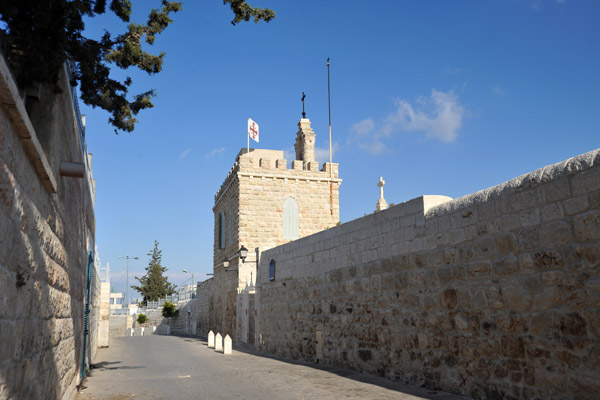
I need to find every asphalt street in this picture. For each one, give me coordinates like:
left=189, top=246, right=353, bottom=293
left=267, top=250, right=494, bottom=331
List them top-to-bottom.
left=77, top=335, right=470, bottom=400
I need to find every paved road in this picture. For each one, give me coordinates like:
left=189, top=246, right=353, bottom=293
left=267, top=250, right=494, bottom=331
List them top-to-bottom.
left=77, top=335, right=469, bottom=400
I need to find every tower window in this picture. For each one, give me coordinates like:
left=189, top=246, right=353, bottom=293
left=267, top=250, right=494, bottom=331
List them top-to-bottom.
left=283, top=197, right=299, bottom=240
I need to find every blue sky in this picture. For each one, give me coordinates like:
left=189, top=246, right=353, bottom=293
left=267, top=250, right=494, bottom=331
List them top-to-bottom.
left=82, top=0, right=600, bottom=295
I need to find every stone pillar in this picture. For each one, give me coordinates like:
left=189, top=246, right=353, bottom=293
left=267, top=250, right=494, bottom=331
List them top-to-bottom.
left=208, top=330, right=215, bottom=348
left=215, top=333, right=223, bottom=352
left=224, top=335, right=232, bottom=355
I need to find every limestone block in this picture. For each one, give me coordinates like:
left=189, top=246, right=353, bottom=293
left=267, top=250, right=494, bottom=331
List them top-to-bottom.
left=260, top=158, right=271, bottom=169
left=276, top=159, right=287, bottom=169
left=292, top=160, right=303, bottom=170
left=544, top=178, right=571, bottom=202
left=563, top=195, right=590, bottom=215
left=574, top=210, right=600, bottom=242
left=539, top=220, right=572, bottom=248
left=208, top=330, right=215, bottom=348
left=215, top=333, right=223, bottom=352
left=224, top=334, right=232, bottom=355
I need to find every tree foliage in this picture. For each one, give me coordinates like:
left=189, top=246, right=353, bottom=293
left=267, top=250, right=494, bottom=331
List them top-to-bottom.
left=0, top=0, right=275, bottom=133
left=131, top=240, right=176, bottom=305
left=161, top=301, right=178, bottom=318
left=136, top=313, right=148, bottom=324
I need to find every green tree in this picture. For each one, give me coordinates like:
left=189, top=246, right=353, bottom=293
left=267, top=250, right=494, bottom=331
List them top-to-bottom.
left=0, top=1, right=275, bottom=133
left=131, top=240, right=176, bottom=305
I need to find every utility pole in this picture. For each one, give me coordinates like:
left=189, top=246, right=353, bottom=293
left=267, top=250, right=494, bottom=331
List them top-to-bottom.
left=118, top=255, right=139, bottom=309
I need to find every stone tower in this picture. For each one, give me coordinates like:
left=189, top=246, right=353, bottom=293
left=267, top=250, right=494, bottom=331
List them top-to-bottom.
left=211, top=118, right=341, bottom=343
left=294, top=118, right=316, bottom=166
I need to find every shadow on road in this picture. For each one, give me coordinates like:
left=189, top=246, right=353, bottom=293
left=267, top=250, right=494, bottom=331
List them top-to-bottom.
left=168, top=334, right=465, bottom=400
left=90, top=361, right=146, bottom=372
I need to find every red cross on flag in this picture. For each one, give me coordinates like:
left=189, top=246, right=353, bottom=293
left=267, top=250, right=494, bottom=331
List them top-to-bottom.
left=248, top=118, right=259, bottom=143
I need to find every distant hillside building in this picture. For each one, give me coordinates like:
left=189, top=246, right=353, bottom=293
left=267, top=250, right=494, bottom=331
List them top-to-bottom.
left=211, top=118, right=341, bottom=341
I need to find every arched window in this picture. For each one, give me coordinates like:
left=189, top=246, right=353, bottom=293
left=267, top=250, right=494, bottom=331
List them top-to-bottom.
left=283, top=197, right=299, bottom=240
left=218, top=212, right=226, bottom=249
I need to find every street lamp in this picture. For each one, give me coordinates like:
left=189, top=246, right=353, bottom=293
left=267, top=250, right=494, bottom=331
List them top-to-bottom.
left=239, top=245, right=248, bottom=263
left=118, top=255, right=138, bottom=309
left=182, top=269, right=194, bottom=299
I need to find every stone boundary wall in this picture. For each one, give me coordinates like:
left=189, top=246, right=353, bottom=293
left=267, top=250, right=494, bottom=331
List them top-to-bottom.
left=0, top=57, right=97, bottom=400
left=256, top=149, right=600, bottom=400
left=160, top=279, right=213, bottom=336
left=108, top=315, right=133, bottom=337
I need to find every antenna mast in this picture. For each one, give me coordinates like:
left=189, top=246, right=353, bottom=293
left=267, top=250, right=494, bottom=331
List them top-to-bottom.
left=327, top=57, right=333, bottom=216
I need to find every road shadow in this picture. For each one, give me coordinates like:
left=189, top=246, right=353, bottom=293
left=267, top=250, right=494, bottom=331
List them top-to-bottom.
left=168, top=334, right=467, bottom=400
left=89, top=361, right=145, bottom=372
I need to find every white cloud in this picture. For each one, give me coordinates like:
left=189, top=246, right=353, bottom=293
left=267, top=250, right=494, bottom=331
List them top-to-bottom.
left=492, top=85, right=506, bottom=97
left=349, top=89, right=465, bottom=153
left=387, top=89, right=464, bottom=142
left=351, top=118, right=376, bottom=137
left=359, top=140, right=386, bottom=155
left=314, top=143, right=339, bottom=165
left=207, top=147, right=225, bottom=157
left=179, top=148, right=192, bottom=159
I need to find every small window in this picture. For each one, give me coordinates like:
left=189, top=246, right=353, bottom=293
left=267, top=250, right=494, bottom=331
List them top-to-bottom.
left=283, top=197, right=299, bottom=240
left=218, top=212, right=226, bottom=249
left=269, top=259, right=276, bottom=281
left=110, top=298, right=114, bottom=304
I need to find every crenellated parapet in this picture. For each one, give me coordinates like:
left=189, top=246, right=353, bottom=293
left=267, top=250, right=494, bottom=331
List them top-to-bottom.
left=214, top=148, right=341, bottom=208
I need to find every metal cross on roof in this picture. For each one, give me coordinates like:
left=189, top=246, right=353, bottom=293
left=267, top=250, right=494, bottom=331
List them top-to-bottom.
left=301, top=92, right=306, bottom=118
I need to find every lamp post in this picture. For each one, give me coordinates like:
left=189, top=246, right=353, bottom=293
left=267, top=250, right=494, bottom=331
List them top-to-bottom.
left=118, top=255, right=138, bottom=309
left=182, top=269, right=194, bottom=299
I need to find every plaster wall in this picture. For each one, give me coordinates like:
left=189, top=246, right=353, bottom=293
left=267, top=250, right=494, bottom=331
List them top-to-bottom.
left=256, top=149, right=600, bottom=400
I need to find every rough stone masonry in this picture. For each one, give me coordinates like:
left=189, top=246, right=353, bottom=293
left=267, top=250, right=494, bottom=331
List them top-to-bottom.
left=0, top=53, right=98, bottom=399
left=256, top=148, right=600, bottom=400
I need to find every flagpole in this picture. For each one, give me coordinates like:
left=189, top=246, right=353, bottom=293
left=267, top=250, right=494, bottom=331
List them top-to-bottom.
left=327, top=57, right=333, bottom=216
left=247, top=118, right=250, bottom=155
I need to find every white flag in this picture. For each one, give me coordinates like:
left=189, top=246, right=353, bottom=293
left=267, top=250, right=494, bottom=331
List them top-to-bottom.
left=248, top=118, right=259, bottom=143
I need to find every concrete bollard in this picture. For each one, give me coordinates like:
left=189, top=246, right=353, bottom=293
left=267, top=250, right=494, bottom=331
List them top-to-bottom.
left=152, top=326, right=157, bottom=334
left=141, top=327, right=145, bottom=336
left=129, top=328, right=134, bottom=336
left=208, top=330, right=215, bottom=348
left=215, top=333, right=223, bottom=352
left=224, top=335, right=232, bottom=355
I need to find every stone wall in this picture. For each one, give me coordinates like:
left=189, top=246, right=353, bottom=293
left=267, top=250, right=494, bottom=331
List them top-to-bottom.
left=0, top=53, right=97, bottom=400
left=256, top=149, right=600, bottom=400
left=98, top=281, right=110, bottom=347
left=108, top=315, right=133, bottom=337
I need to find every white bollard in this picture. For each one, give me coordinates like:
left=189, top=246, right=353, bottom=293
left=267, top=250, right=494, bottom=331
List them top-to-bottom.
left=152, top=326, right=157, bottom=334
left=141, top=327, right=145, bottom=336
left=129, top=328, right=134, bottom=336
left=208, top=330, right=215, bottom=348
left=215, top=333, right=223, bottom=352
left=224, top=335, right=232, bottom=355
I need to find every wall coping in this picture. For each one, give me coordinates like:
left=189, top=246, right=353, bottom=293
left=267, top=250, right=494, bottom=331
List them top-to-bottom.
left=0, top=51, right=57, bottom=193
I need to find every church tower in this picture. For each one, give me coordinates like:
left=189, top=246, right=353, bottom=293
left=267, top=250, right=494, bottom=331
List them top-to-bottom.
left=211, top=117, right=341, bottom=343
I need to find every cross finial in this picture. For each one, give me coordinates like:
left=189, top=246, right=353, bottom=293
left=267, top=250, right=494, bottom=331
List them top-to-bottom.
left=301, top=92, right=306, bottom=118
left=375, top=176, right=388, bottom=212
left=378, top=177, right=385, bottom=199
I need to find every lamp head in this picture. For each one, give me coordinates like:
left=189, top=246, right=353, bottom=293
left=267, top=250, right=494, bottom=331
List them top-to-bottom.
left=239, top=245, right=248, bottom=263
left=223, top=258, right=229, bottom=269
